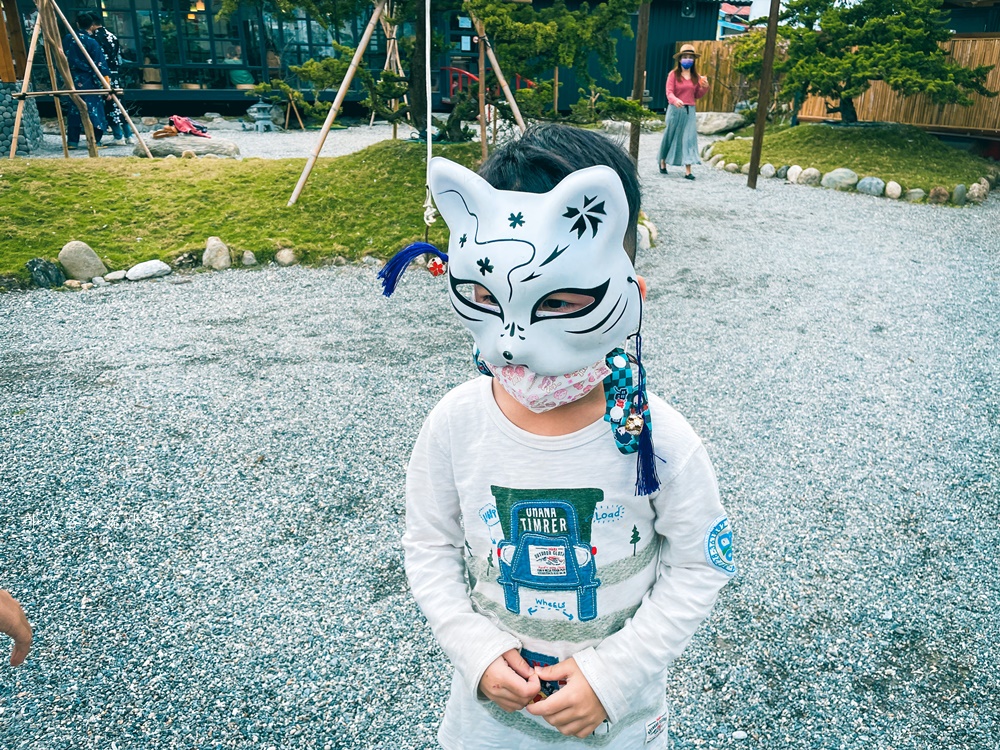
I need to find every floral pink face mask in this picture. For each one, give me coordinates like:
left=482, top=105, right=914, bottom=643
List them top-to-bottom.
left=485, top=359, right=612, bottom=414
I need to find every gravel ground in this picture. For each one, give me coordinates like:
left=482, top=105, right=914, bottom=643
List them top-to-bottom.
left=29, top=121, right=414, bottom=160
left=1, top=129, right=998, bottom=749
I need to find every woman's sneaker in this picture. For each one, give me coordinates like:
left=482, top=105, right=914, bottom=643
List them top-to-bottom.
left=125, top=137, right=136, bottom=145
left=108, top=138, right=127, bottom=146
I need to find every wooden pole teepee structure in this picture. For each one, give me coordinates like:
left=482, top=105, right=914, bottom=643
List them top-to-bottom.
left=8, top=0, right=151, bottom=159
left=288, top=0, right=388, bottom=207
left=288, top=0, right=528, bottom=206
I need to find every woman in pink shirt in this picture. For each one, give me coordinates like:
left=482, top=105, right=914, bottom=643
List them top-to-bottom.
left=658, top=44, right=710, bottom=179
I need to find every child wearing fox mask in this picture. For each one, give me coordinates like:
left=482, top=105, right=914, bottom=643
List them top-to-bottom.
left=384, top=125, right=735, bottom=747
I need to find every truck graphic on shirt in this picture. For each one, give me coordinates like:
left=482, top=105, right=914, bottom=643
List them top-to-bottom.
left=491, top=486, right=603, bottom=622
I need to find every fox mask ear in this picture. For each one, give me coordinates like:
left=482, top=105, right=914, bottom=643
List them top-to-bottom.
left=427, top=157, right=497, bottom=237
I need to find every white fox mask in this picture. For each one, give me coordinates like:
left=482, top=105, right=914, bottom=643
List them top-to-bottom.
left=428, top=157, right=641, bottom=376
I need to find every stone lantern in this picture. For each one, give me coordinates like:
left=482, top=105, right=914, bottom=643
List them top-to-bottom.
left=247, top=99, right=275, bottom=133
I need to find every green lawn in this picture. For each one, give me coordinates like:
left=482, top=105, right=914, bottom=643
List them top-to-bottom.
left=709, top=123, right=997, bottom=193
left=0, top=140, right=482, bottom=282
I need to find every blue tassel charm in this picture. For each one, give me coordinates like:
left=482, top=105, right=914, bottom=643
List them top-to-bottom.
left=378, top=242, right=448, bottom=297
left=631, top=328, right=661, bottom=496
left=635, top=411, right=660, bottom=496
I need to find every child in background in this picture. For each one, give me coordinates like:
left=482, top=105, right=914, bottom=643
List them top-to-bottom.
left=386, top=124, right=735, bottom=748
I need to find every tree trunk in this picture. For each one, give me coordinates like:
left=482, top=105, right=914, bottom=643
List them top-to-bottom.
left=408, top=0, right=427, bottom=134
left=838, top=96, right=858, bottom=124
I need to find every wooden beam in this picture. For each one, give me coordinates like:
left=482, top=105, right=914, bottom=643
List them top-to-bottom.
left=2, top=0, right=27, bottom=80
left=288, top=0, right=387, bottom=206
left=747, top=0, right=781, bottom=189
left=628, top=2, right=651, bottom=162
left=0, top=4, right=15, bottom=83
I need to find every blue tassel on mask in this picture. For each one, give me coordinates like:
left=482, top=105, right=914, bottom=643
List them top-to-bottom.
left=378, top=242, right=448, bottom=297
left=632, top=319, right=661, bottom=497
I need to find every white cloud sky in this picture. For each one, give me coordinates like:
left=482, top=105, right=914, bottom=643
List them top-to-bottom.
left=749, top=0, right=779, bottom=22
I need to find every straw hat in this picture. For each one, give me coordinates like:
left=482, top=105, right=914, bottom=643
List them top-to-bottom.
left=673, top=44, right=700, bottom=59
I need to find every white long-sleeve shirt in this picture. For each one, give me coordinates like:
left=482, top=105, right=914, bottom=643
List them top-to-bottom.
left=403, top=376, right=734, bottom=748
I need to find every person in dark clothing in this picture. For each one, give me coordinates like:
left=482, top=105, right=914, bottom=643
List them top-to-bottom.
left=62, top=12, right=110, bottom=149
left=91, top=16, right=134, bottom=146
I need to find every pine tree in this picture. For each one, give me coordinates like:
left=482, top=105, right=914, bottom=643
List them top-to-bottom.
left=777, top=0, right=995, bottom=123
left=630, top=524, right=640, bottom=556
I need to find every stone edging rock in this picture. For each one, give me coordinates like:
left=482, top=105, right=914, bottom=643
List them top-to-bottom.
left=702, top=142, right=999, bottom=206
left=8, top=218, right=660, bottom=292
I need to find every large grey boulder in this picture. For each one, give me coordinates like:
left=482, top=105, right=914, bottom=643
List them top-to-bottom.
left=696, top=112, right=746, bottom=135
left=136, top=135, right=241, bottom=159
left=798, top=167, right=822, bottom=187
left=821, top=168, right=859, bottom=191
left=856, top=177, right=885, bottom=197
left=203, top=236, right=232, bottom=270
left=58, top=240, right=107, bottom=281
left=26, top=258, right=65, bottom=289
left=126, top=259, right=172, bottom=280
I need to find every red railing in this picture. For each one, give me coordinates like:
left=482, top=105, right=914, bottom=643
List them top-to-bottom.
left=441, top=67, right=535, bottom=100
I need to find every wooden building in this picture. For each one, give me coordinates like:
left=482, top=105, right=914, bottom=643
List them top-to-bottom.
left=4, top=0, right=718, bottom=111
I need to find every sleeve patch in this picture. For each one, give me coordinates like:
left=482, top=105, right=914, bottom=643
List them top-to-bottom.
left=704, top=515, right=736, bottom=576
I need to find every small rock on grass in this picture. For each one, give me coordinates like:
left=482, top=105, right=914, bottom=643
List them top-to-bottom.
left=725, top=163, right=739, bottom=173
left=760, top=163, right=775, bottom=178
left=775, top=165, right=789, bottom=180
left=786, top=165, right=802, bottom=183
left=798, top=167, right=822, bottom=187
left=821, top=168, right=859, bottom=191
left=856, top=177, right=885, bottom=197
left=886, top=181, right=903, bottom=199
left=967, top=183, right=988, bottom=204
left=952, top=184, right=967, bottom=206
left=928, top=186, right=949, bottom=204
left=905, top=188, right=926, bottom=203
left=203, top=237, right=232, bottom=270
left=58, top=240, right=107, bottom=281
left=276, top=248, right=298, bottom=267
left=242, top=251, right=258, bottom=267
left=26, top=258, right=65, bottom=289
left=126, top=259, right=172, bottom=281
left=104, top=270, right=127, bottom=282
left=64, top=279, right=82, bottom=289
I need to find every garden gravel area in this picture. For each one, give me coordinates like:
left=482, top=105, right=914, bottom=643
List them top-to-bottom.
left=31, top=121, right=413, bottom=160
left=1, top=129, right=997, bottom=749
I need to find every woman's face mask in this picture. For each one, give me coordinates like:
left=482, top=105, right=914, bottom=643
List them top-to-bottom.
left=680, top=58, right=695, bottom=70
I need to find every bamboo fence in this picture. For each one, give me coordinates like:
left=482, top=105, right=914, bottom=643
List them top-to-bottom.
left=688, top=35, right=1000, bottom=135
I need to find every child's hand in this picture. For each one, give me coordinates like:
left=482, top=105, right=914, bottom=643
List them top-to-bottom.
left=0, top=590, right=31, bottom=667
left=479, top=649, right=541, bottom=712
left=525, top=658, right=607, bottom=738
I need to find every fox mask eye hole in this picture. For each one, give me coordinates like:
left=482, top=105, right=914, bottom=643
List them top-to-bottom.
left=452, top=280, right=503, bottom=316
left=530, top=281, right=609, bottom=323
left=533, top=293, right=597, bottom=318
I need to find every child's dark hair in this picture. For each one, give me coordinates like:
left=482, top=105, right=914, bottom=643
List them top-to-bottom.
left=75, top=12, right=94, bottom=30
left=478, top=124, right=642, bottom=262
